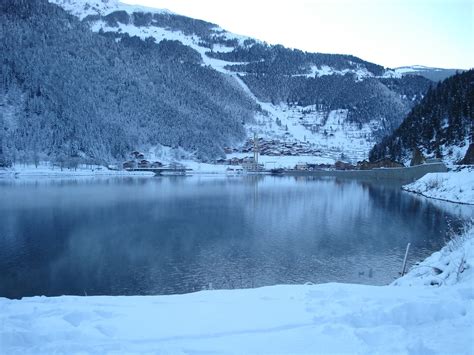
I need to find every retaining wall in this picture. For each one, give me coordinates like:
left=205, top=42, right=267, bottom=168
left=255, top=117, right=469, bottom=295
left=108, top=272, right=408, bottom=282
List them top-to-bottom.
left=286, top=163, right=448, bottom=183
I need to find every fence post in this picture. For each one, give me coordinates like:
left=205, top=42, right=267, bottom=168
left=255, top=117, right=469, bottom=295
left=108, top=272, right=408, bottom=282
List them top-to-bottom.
left=401, top=243, right=411, bottom=276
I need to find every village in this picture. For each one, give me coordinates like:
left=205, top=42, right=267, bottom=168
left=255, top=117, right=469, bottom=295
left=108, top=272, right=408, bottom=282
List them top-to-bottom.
left=120, top=138, right=445, bottom=176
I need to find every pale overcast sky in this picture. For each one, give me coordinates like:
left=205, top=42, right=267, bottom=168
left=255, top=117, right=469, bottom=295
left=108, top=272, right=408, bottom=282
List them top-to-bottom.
left=122, top=0, right=473, bottom=69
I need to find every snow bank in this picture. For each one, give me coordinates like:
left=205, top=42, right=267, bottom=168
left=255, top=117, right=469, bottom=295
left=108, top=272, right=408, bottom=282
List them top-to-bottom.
left=402, top=167, right=474, bottom=205
left=394, top=222, right=474, bottom=287
left=1, top=226, right=473, bottom=354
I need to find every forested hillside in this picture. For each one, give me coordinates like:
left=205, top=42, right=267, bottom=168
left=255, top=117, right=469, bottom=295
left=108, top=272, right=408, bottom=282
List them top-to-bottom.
left=0, top=0, right=257, bottom=165
left=0, top=0, right=448, bottom=166
left=227, top=56, right=431, bottom=135
left=369, top=70, right=473, bottom=164
left=238, top=74, right=431, bottom=133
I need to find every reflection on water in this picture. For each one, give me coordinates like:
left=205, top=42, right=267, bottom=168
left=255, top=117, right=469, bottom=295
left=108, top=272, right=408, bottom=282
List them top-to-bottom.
left=0, top=176, right=471, bottom=298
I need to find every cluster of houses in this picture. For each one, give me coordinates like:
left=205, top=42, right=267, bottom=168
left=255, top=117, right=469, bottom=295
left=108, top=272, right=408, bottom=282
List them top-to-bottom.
left=228, top=138, right=321, bottom=157
left=121, top=148, right=420, bottom=173
left=122, top=151, right=163, bottom=170
left=216, top=156, right=257, bottom=166
left=216, top=156, right=406, bottom=172
left=216, top=156, right=407, bottom=172
left=289, top=158, right=407, bottom=172
left=330, top=158, right=405, bottom=171
left=331, top=158, right=412, bottom=171
left=356, top=158, right=404, bottom=170
left=293, top=163, right=332, bottom=171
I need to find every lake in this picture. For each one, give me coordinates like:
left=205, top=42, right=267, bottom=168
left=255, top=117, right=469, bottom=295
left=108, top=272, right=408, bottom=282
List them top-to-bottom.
left=0, top=175, right=471, bottom=298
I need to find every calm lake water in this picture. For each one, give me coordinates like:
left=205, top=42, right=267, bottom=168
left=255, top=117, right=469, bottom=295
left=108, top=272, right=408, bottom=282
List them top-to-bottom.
left=0, top=175, right=471, bottom=299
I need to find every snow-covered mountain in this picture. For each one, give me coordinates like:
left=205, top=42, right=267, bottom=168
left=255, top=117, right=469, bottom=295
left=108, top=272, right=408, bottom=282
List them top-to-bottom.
left=0, top=0, right=257, bottom=163
left=1, top=0, right=445, bottom=165
left=45, top=0, right=438, bottom=163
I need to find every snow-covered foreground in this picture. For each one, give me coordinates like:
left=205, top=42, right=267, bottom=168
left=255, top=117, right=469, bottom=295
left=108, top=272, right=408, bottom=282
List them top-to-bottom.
left=403, top=167, right=474, bottom=205
left=1, top=226, right=473, bottom=354
left=2, top=284, right=472, bottom=354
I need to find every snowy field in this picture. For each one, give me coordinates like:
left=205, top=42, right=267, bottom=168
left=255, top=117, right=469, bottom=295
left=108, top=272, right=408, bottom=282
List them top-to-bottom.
left=0, top=162, right=242, bottom=179
left=403, top=167, right=474, bottom=205
left=1, top=224, right=473, bottom=354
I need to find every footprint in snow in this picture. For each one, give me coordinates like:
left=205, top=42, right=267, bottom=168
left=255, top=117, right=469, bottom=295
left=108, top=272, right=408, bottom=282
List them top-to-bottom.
left=63, top=311, right=92, bottom=327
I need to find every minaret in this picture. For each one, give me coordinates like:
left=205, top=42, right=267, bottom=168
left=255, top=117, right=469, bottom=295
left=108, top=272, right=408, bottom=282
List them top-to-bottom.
left=253, top=133, right=259, bottom=166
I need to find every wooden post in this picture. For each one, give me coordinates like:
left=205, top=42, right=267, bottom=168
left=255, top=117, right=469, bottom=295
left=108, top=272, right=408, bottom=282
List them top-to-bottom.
left=401, top=243, right=411, bottom=276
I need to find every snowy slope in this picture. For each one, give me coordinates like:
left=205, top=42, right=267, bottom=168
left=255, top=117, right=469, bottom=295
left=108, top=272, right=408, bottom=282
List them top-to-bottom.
left=294, top=64, right=374, bottom=81
left=383, top=65, right=463, bottom=82
left=383, top=65, right=434, bottom=79
left=246, top=105, right=378, bottom=162
left=1, top=225, right=473, bottom=354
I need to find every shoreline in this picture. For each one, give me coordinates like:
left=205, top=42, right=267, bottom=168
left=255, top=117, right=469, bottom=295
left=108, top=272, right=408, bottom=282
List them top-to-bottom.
left=1, top=161, right=449, bottom=180
left=3, top=162, right=472, bottom=208
left=401, top=187, right=474, bottom=206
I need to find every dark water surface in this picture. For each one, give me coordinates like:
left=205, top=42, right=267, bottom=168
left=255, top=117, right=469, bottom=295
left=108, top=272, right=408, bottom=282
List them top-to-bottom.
left=0, top=175, right=471, bottom=298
